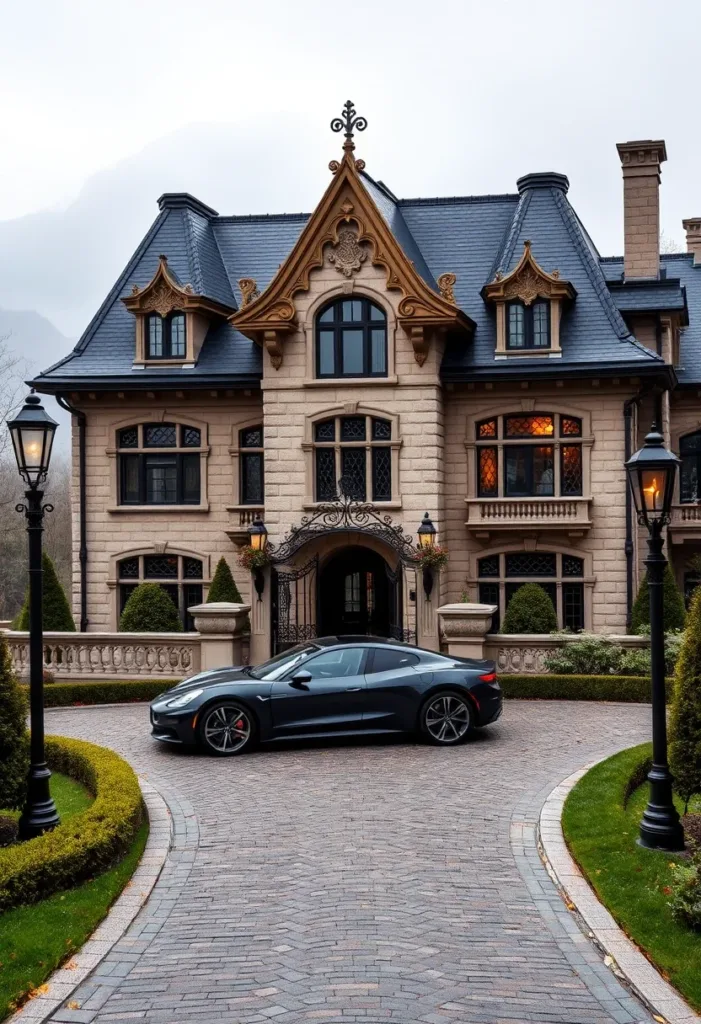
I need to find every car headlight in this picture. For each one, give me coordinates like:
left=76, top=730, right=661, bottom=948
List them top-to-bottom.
left=165, top=688, right=204, bottom=709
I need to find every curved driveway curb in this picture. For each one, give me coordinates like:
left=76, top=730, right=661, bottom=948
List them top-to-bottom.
left=539, top=764, right=700, bottom=1024
left=9, top=777, right=172, bottom=1024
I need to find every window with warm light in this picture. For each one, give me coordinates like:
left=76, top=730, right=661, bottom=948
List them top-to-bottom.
left=476, top=413, right=582, bottom=499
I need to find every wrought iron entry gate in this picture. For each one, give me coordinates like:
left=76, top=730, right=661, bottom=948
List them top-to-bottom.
left=271, top=556, right=318, bottom=654
left=385, top=562, right=417, bottom=644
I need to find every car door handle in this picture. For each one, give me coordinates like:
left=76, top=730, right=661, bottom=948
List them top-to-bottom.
left=345, top=686, right=363, bottom=692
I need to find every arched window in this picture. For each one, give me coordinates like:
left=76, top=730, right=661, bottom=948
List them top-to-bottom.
left=316, top=298, right=387, bottom=378
left=506, top=300, right=550, bottom=350
left=146, top=312, right=187, bottom=359
left=476, top=413, right=582, bottom=498
left=313, top=414, right=392, bottom=502
left=118, top=423, right=201, bottom=505
left=680, top=431, right=701, bottom=503
left=477, top=551, right=585, bottom=632
left=118, top=553, right=203, bottom=630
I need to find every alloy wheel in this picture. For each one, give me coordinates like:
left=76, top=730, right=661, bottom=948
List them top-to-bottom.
left=424, top=694, right=470, bottom=743
left=202, top=705, right=252, bottom=754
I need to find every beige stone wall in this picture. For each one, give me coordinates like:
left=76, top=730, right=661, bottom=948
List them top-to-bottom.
left=442, top=384, right=636, bottom=633
left=70, top=391, right=262, bottom=630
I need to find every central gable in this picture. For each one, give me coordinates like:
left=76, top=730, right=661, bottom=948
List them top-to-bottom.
left=230, top=149, right=473, bottom=369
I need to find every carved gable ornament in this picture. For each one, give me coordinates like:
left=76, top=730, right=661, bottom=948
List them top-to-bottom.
left=229, top=150, right=474, bottom=369
left=482, top=241, right=576, bottom=306
left=123, top=255, right=234, bottom=319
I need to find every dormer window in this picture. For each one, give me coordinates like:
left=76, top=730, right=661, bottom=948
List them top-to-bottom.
left=316, top=298, right=387, bottom=378
left=507, top=300, right=550, bottom=350
left=147, top=313, right=186, bottom=359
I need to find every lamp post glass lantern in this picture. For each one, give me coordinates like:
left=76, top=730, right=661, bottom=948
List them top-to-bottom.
left=8, top=392, right=61, bottom=840
left=625, top=424, right=684, bottom=851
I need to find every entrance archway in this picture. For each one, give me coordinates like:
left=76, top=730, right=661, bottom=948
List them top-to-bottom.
left=318, top=546, right=391, bottom=637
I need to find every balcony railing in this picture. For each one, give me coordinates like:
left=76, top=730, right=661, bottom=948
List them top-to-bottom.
left=465, top=496, right=592, bottom=535
left=669, top=503, right=701, bottom=541
left=225, top=505, right=265, bottom=545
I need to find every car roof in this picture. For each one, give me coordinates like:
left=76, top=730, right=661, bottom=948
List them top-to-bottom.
left=314, top=635, right=432, bottom=652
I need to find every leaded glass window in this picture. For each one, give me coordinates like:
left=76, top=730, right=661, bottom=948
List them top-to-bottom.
left=315, top=298, right=388, bottom=378
left=506, top=300, right=551, bottom=350
left=146, top=312, right=188, bottom=360
left=313, top=413, right=393, bottom=502
left=475, top=413, right=583, bottom=500
left=505, top=415, right=554, bottom=438
left=561, top=416, right=582, bottom=437
left=341, top=417, right=366, bottom=442
left=372, top=418, right=391, bottom=441
left=477, top=418, right=497, bottom=438
left=315, top=420, right=335, bottom=442
left=118, top=423, right=202, bottom=505
left=144, top=424, right=177, bottom=447
left=239, top=425, right=264, bottom=506
left=241, top=426, right=263, bottom=448
left=118, top=427, right=138, bottom=449
left=182, top=427, right=201, bottom=448
left=680, top=431, right=701, bottom=503
left=561, top=445, right=583, bottom=495
left=372, top=447, right=391, bottom=502
left=478, top=447, right=498, bottom=497
left=316, top=448, right=337, bottom=501
left=341, top=448, right=366, bottom=500
left=475, top=551, right=586, bottom=631
left=505, top=552, right=557, bottom=576
left=118, top=554, right=206, bottom=630
left=145, top=555, right=178, bottom=578
left=478, top=555, right=500, bottom=577
left=562, top=555, right=584, bottom=577
left=118, top=557, right=139, bottom=579
left=183, top=558, right=203, bottom=579
left=563, top=583, right=584, bottom=631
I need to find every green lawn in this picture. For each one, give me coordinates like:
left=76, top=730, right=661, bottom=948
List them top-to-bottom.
left=562, top=743, right=701, bottom=1011
left=0, top=775, right=148, bottom=1019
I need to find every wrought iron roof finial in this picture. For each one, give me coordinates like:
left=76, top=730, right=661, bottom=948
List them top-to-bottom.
left=330, top=100, right=367, bottom=154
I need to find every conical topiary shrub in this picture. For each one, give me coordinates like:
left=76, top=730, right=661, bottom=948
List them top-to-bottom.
left=14, top=552, right=76, bottom=632
left=207, top=557, right=243, bottom=603
left=631, top=563, right=686, bottom=634
left=119, top=583, right=182, bottom=633
left=501, top=583, right=558, bottom=634
left=670, top=587, right=701, bottom=812
left=0, top=635, right=29, bottom=810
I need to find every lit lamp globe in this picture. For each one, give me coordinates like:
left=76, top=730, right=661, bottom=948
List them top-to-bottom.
left=8, top=392, right=58, bottom=488
left=625, top=425, right=680, bottom=531
left=417, top=513, right=437, bottom=551
left=248, top=517, right=268, bottom=551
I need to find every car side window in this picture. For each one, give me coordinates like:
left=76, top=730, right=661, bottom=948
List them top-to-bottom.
left=303, top=648, right=365, bottom=679
left=367, top=649, right=420, bottom=674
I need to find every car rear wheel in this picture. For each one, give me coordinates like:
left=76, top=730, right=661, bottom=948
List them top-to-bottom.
left=420, top=691, right=472, bottom=745
left=198, top=702, right=256, bottom=756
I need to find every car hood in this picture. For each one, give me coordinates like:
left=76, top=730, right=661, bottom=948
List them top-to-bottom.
left=161, top=666, right=250, bottom=696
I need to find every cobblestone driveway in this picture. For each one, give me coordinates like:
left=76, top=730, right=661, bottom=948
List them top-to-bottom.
left=46, top=701, right=653, bottom=1024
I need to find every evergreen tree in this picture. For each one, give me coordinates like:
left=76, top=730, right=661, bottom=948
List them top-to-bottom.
left=14, top=553, right=76, bottom=632
left=207, top=557, right=243, bottom=603
left=631, top=564, right=686, bottom=634
left=119, top=583, right=183, bottom=633
left=501, top=583, right=558, bottom=634
left=669, top=587, right=701, bottom=811
left=0, top=636, right=29, bottom=810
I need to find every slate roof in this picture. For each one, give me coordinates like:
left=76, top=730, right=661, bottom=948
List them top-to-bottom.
left=34, top=170, right=698, bottom=393
left=602, top=253, right=701, bottom=384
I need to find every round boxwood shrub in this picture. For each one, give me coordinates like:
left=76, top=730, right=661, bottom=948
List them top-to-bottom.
left=13, top=552, right=75, bottom=632
left=207, top=556, right=243, bottom=603
left=631, top=563, right=686, bottom=634
left=119, top=583, right=182, bottom=633
left=501, top=583, right=558, bottom=634
left=670, top=587, right=701, bottom=811
left=0, top=636, right=29, bottom=810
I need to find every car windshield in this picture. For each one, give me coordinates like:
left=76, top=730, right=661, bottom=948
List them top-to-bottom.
left=248, top=644, right=320, bottom=681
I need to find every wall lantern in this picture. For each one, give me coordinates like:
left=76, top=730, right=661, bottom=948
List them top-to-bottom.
left=417, top=512, right=437, bottom=550
left=248, top=516, right=268, bottom=600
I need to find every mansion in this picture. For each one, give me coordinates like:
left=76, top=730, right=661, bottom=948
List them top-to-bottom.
left=33, top=108, right=701, bottom=661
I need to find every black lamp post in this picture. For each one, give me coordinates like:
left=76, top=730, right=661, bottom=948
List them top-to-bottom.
left=8, top=392, right=61, bottom=840
left=625, top=424, right=685, bottom=851
left=417, top=512, right=437, bottom=599
left=248, top=516, right=268, bottom=600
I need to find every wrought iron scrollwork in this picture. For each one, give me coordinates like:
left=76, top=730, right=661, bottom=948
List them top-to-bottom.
left=330, top=100, right=367, bottom=150
left=270, top=477, right=418, bottom=565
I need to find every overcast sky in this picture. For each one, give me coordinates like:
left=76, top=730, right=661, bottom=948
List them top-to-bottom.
left=1, top=0, right=700, bottom=346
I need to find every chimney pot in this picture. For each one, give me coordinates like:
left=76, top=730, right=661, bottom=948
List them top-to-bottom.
left=617, top=140, right=667, bottom=279
left=683, top=218, right=701, bottom=265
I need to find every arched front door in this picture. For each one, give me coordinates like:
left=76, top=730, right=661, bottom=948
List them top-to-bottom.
left=319, top=547, right=391, bottom=637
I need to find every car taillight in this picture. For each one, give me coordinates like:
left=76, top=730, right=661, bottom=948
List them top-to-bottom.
left=479, top=672, right=497, bottom=684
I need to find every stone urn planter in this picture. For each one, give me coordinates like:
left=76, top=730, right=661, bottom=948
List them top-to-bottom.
left=187, top=602, right=251, bottom=670
left=437, top=602, right=497, bottom=659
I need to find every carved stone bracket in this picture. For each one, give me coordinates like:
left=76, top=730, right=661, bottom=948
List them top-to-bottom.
left=437, top=272, right=457, bottom=304
left=407, top=326, right=429, bottom=367
left=263, top=330, right=284, bottom=370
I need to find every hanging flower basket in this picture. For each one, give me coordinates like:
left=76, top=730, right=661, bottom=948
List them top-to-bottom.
left=414, top=545, right=449, bottom=572
left=238, top=546, right=272, bottom=572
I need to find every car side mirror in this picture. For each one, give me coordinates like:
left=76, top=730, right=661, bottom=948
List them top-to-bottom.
left=289, top=670, right=312, bottom=690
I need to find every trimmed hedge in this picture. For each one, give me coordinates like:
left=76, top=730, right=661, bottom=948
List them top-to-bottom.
left=499, top=673, right=671, bottom=703
left=29, top=679, right=171, bottom=707
left=0, top=736, right=143, bottom=912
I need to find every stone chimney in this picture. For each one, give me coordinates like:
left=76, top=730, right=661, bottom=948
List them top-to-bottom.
left=617, top=140, right=667, bottom=279
left=683, top=218, right=701, bottom=265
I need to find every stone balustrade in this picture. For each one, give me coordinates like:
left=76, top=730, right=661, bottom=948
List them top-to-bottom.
left=465, top=496, right=592, bottom=536
left=484, top=633, right=649, bottom=674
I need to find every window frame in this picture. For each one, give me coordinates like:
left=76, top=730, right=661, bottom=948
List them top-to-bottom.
left=315, top=297, right=388, bottom=379
left=505, top=300, right=551, bottom=351
left=146, top=311, right=187, bottom=360
left=475, top=413, right=584, bottom=500
left=312, top=414, right=393, bottom=503
left=116, top=423, right=204, bottom=507
left=238, top=425, right=264, bottom=506
left=679, top=431, right=701, bottom=504
left=476, top=551, right=587, bottom=631
left=117, top=553, right=205, bottom=630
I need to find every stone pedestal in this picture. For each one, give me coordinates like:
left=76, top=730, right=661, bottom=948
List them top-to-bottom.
left=188, top=602, right=251, bottom=671
left=437, top=602, right=497, bottom=660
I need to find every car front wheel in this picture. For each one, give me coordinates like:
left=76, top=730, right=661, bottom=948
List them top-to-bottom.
left=420, top=692, right=472, bottom=746
left=198, top=702, right=256, bottom=756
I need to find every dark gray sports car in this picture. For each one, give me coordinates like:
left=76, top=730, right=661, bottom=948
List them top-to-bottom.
left=150, top=636, right=502, bottom=756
